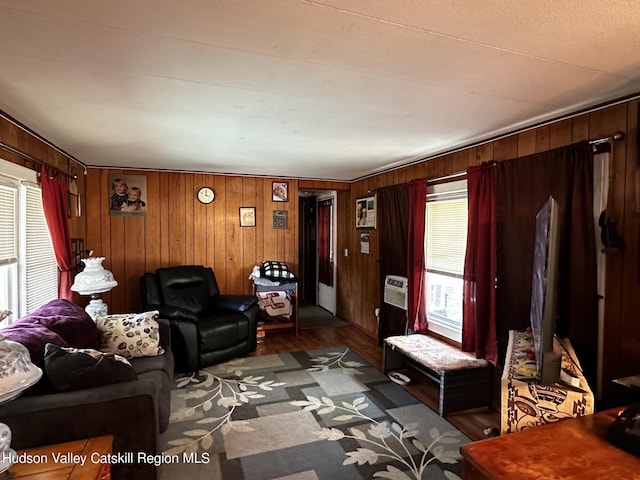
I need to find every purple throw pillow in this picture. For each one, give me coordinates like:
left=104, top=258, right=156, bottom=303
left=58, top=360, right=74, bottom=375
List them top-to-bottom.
left=1, top=299, right=99, bottom=367
left=14, top=299, right=99, bottom=349
left=1, top=323, right=68, bottom=367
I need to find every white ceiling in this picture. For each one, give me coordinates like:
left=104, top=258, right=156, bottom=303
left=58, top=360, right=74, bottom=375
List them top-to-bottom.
left=1, top=1, right=640, bottom=181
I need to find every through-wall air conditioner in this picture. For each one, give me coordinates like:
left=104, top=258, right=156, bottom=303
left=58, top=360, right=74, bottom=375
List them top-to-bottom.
left=383, top=275, right=408, bottom=311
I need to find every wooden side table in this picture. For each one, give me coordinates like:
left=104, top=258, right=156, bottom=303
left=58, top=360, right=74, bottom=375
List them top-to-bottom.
left=461, top=408, right=640, bottom=479
left=9, top=435, right=113, bottom=479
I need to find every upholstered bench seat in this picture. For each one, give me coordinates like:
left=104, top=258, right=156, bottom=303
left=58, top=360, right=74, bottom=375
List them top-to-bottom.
left=383, top=334, right=492, bottom=416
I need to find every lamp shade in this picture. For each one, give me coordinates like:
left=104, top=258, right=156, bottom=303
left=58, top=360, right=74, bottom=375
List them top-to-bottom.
left=70, top=257, right=118, bottom=295
left=0, top=335, right=42, bottom=473
left=0, top=335, right=42, bottom=402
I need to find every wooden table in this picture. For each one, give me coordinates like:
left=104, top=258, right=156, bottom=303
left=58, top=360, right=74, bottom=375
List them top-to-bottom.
left=461, top=408, right=640, bottom=479
left=9, top=435, right=112, bottom=479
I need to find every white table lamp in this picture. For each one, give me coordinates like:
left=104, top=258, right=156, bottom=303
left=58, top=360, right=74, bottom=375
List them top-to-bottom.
left=70, top=257, right=118, bottom=320
left=0, top=334, right=43, bottom=474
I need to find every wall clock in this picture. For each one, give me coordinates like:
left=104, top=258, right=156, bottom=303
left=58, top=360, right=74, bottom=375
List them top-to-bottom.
left=197, top=187, right=215, bottom=204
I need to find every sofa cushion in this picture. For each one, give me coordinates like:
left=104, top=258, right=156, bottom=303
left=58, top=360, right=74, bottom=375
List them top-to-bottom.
left=1, top=299, right=99, bottom=367
left=96, top=311, right=165, bottom=359
left=44, top=343, right=137, bottom=392
left=130, top=349, right=173, bottom=380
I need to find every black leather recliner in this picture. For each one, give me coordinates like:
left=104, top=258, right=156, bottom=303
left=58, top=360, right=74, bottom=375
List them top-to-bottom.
left=140, top=265, right=259, bottom=372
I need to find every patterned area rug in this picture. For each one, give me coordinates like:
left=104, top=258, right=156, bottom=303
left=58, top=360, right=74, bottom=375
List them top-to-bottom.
left=159, top=347, right=469, bottom=479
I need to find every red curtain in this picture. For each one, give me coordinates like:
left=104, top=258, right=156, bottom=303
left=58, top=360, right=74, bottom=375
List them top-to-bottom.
left=462, top=162, right=497, bottom=363
left=39, top=165, right=74, bottom=300
left=408, top=179, right=427, bottom=331
left=317, top=199, right=333, bottom=286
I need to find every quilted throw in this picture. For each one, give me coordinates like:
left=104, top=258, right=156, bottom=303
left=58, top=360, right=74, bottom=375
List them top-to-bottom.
left=257, top=291, right=292, bottom=319
left=500, top=330, right=594, bottom=434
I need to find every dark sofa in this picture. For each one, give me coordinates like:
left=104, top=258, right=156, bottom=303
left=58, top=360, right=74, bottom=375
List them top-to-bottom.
left=0, top=299, right=174, bottom=480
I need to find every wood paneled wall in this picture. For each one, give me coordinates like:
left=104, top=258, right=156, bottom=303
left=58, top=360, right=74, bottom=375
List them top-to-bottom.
left=340, top=101, right=640, bottom=403
left=0, top=115, right=86, bottom=239
left=84, top=170, right=311, bottom=314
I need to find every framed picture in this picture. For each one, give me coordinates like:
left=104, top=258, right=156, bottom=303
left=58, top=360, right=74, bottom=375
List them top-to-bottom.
left=108, top=173, right=148, bottom=216
left=272, top=181, right=289, bottom=202
left=356, top=195, right=376, bottom=229
left=239, top=207, right=256, bottom=227
left=273, top=210, right=288, bottom=229
left=71, top=238, right=84, bottom=276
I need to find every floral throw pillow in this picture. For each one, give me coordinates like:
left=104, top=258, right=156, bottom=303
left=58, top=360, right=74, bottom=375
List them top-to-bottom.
left=96, top=311, right=165, bottom=359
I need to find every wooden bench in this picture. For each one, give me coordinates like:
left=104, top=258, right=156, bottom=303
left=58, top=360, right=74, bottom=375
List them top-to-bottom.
left=383, top=334, right=492, bottom=416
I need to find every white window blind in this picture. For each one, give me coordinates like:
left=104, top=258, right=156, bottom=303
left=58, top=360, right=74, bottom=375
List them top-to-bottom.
left=0, top=161, right=58, bottom=323
left=423, top=180, right=468, bottom=343
left=0, top=182, right=19, bottom=326
left=0, top=183, right=18, bottom=265
left=21, top=184, right=58, bottom=314
left=425, top=197, right=468, bottom=276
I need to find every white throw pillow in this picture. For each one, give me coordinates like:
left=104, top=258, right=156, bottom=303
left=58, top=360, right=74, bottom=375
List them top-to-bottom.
left=96, top=311, right=165, bottom=358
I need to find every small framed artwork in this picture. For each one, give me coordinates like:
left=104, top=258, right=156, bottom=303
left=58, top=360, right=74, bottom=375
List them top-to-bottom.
left=272, top=181, right=289, bottom=202
left=356, top=195, right=376, bottom=229
left=239, top=207, right=256, bottom=227
left=273, top=210, right=288, bottom=229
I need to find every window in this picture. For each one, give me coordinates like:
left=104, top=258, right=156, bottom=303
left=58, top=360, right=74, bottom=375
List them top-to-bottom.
left=0, top=160, right=58, bottom=326
left=424, top=179, right=468, bottom=343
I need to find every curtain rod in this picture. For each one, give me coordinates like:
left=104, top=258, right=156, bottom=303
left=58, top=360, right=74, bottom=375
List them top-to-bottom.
left=0, top=110, right=87, bottom=175
left=365, top=130, right=626, bottom=186
left=589, top=131, right=625, bottom=145
left=421, top=132, right=624, bottom=186
left=0, top=141, right=78, bottom=180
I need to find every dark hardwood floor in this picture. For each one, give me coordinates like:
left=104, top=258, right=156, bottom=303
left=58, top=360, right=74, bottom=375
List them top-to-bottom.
left=250, top=324, right=500, bottom=441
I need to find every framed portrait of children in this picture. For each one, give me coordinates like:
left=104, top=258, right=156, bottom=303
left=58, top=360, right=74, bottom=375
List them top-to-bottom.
left=108, top=174, right=148, bottom=216
left=272, top=181, right=288, bottom=202
left=355, top=195, right=376, bottom=229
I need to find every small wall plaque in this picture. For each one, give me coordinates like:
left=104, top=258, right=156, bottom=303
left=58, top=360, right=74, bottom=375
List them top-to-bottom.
left=273, top=210, right=288, bottom=229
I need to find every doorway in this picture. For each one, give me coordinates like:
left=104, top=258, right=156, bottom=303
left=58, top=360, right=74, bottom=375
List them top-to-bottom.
left=298, top=190, right=337, bottom=314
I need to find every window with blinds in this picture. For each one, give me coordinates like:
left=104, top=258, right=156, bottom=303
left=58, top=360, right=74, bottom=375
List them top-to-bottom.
left=0, top=161, right=57, bottom=326
left=424, top=180, right=468, bottom=342
left=0, top=183, right=18, bottom=265
left=0, top=183, right=19, bottom=325
left=21, top=184, right=58, bottom=314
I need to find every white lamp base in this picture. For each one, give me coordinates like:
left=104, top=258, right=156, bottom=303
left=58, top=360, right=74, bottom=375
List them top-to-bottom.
left=85, top=298, right=108, bottom=321
left=0, top=422, right=14, bottom=474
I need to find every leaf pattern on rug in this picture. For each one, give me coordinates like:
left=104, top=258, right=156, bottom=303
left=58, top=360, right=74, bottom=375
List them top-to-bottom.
left=292, top=348, right=464, bottom=480
left=306, top=349, right=367, bottom=374
left=165, top=361, right=286, bottom=456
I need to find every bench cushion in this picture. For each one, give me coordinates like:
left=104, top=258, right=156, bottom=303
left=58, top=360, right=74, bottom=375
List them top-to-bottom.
left=385, top=334, right=488, bottom=372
